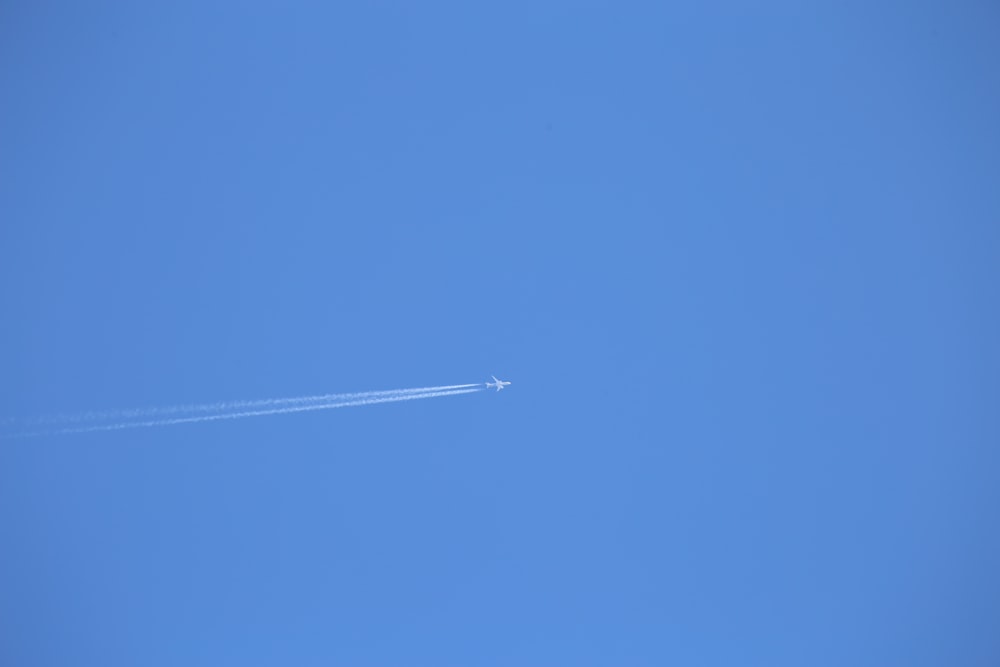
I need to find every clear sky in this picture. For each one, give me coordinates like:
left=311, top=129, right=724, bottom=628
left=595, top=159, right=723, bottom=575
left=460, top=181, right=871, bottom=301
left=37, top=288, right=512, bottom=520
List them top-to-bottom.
left=2, top=2, right=998, bottom=665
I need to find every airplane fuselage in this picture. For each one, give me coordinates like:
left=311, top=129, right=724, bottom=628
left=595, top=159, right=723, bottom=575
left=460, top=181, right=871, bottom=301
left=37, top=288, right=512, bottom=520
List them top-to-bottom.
left=487, top=376, right=511, bottom=391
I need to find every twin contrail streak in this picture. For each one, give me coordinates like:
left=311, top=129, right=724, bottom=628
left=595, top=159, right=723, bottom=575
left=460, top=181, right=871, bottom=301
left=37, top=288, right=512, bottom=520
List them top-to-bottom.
left=2, top=384, right=485, bottom=439
left=28, top=384, right=482, bottom=426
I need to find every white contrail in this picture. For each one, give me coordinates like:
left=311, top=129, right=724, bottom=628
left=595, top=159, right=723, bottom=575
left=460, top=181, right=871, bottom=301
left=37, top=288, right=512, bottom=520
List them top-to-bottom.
left=24, top=384, right=482, bottom=425
left=3, top=387, right=483, bottom=439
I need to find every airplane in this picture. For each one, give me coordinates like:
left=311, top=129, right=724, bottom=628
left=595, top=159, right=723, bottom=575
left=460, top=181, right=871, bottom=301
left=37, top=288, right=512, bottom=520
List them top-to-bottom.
left=486, top=375, right=511, bottom=392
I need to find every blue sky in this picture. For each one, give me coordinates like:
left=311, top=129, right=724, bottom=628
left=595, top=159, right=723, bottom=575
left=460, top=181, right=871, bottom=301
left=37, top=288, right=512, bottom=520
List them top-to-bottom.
left=2, top=2, right=998, bottom=665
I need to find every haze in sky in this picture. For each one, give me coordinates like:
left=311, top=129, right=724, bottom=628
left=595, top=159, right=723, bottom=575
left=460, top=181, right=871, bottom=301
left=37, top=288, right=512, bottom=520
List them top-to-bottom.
left=1, top=2, right=998, bottom=666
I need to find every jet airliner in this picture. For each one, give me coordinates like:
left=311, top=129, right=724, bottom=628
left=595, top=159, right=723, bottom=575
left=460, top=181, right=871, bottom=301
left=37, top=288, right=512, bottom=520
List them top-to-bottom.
left=486, top=376, right=511, bottom=392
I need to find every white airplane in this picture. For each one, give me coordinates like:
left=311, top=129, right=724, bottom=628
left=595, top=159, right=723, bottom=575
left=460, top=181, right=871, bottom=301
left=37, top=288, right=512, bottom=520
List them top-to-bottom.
left=486, top=375, right=511, bottom=392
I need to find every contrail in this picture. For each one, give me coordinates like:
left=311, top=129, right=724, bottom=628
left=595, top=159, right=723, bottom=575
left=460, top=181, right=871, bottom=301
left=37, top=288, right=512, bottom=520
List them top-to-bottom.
left=23, top=384, right=482, bottom=426
left=2, top=386, right=483, bottom=439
